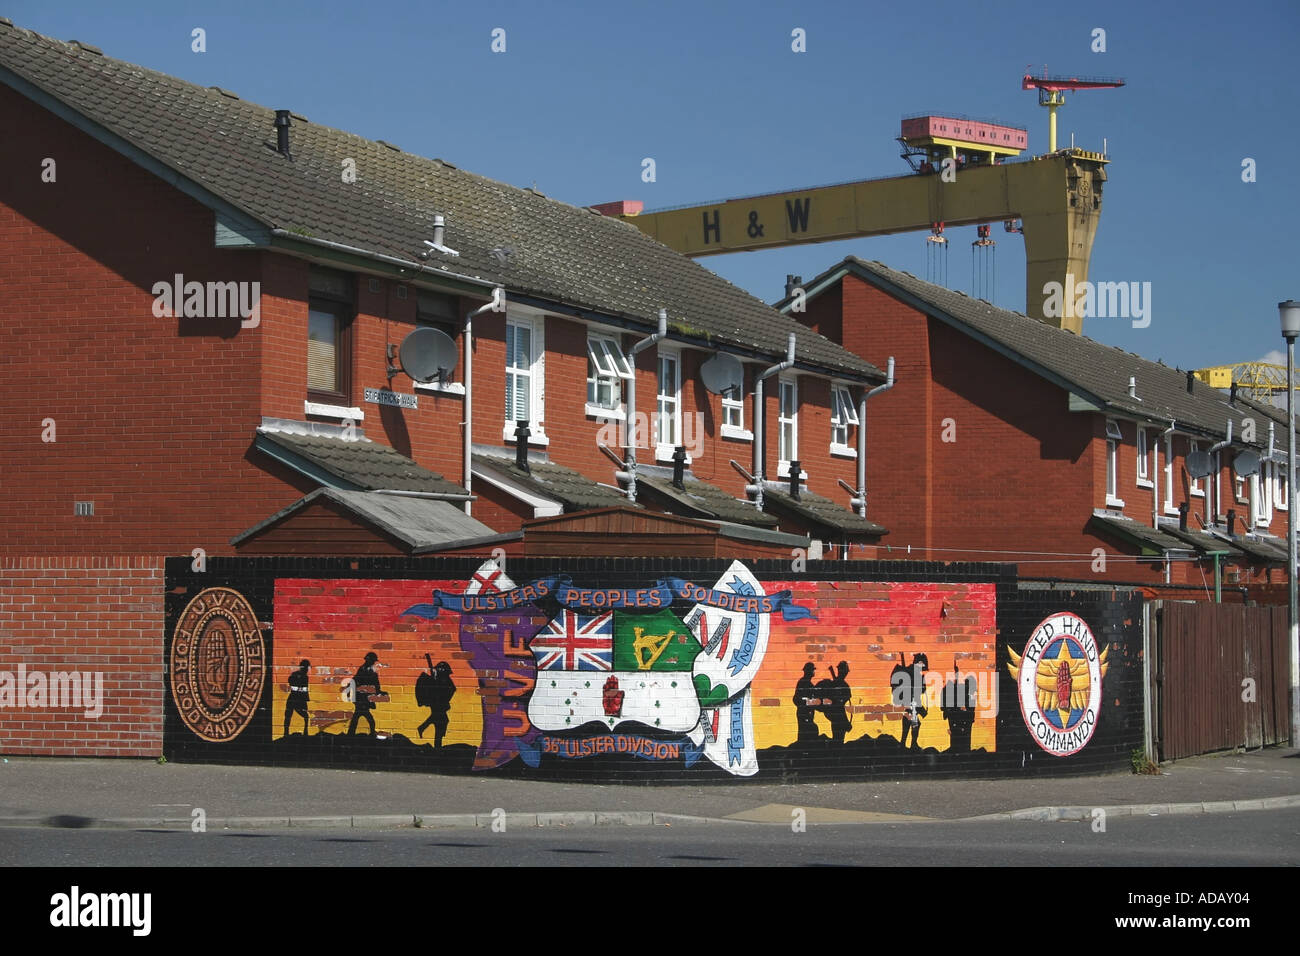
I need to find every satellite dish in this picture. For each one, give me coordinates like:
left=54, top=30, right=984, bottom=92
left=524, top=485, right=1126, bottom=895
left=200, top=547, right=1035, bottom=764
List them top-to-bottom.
left=398, top=327, right=458, bottom=384
left=700, top=352, right=744, bottom=397
left=1186, top=450, right=1214, bottom=480
left=1233, top=450, right=1260, bottom=478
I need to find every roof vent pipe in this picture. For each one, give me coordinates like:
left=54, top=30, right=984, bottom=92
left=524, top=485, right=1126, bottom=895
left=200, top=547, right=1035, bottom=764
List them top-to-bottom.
left=274, top=109, right=292, bottom=159
left=432, top=215, right=446, bottom=248
left=784, top=274, right=802, bottom=298
left=625, top=308, right=669, bottom=502
left=753, top=332, right=797, bottom=512
left=1186, top=370, right=1195, bottom=394
left=1128, top=376, right=1137, bottom=399
left=514, top=420, right=531, bottom=474
left=671, top=446, right=687, bottom=490
left=788, top=460, right=802, bottom=500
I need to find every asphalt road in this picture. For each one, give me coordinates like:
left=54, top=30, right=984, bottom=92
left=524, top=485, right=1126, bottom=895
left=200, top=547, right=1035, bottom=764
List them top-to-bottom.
left=6, top=808, right=1297, bottom=867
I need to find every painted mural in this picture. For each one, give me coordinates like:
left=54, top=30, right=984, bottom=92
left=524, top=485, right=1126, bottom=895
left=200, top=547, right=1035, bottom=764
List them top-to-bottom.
left=163, top=557, right=1141, bottom=778
left=237, top=560, right=998, bottom=776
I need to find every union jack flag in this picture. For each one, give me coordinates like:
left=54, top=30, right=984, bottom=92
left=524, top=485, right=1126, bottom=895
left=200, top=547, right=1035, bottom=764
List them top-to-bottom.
left=531, top=610, right=613, bottom=671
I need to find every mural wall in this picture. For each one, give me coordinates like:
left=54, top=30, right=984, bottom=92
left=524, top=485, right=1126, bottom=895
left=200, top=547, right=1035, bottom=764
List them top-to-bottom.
left=163, top=557, right=1145, bottom=779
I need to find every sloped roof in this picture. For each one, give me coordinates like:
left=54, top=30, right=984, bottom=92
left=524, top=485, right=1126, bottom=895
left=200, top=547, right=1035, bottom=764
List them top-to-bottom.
left=0, top=21, right=882, bottom=383
left=783, top=257, right=1265, bottom=444
left=256, top=427, right=467, bottom=495
left=472, top=452, right=633, bottom=512
left=635, top=475, right=779, bottom=527
left=761, top=486, right=888, bottom=538
left=232, top=487, right=501, bottom=550
left=1087, top=513, right=1194, bottom=555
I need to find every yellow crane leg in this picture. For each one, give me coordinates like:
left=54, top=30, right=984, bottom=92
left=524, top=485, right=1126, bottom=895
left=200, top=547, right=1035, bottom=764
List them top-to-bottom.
left=618, top=152, right=1108, bottom=332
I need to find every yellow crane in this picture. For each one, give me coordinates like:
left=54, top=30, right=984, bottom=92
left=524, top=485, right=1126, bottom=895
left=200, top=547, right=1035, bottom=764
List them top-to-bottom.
left=1194, top=363, right=1297, bottom=402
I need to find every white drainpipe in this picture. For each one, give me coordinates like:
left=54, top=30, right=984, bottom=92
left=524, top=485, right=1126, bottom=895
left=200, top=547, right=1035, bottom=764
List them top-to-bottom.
left=463, top=289, right=504, bottom=515
left=625, top=308, right=668, bottom=502
left=753, top=333, right=796, bottom=511
left=854, top=357, right=895, bottom=517
left=1208, top=421, right=1234, bottom=527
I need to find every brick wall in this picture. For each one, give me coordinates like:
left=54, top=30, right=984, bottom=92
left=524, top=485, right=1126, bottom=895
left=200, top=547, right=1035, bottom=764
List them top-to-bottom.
left=0, top=556, right=164, bottom=756
left=161, top=556, right=1146, bottom=781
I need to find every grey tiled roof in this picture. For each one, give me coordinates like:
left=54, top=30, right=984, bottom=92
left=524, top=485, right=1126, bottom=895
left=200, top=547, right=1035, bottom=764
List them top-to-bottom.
left=0, top=22, right=882, bottom=383
left=788, top=257, right=1266, bottom=444
left=257, top=429, right=468, bottom=494
left=472, top=453, right=634, bottom=512
left=635, top=475, right=779, bottom=527
left=761, top=486, right=888, bottom=537
left=232, top=488, right=499, bottom=550
left=1087, top=513, right=1194, bottom=555
left=1157, top=522, right=1247, bottom=559
left=1222, top=533, right=1288, bottom=564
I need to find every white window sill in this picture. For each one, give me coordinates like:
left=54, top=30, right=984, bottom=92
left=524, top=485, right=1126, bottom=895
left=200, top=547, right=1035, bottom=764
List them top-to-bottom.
left=413, top=381, right=465, bottom=397
left=305, top=401, right=364, bottom=421
left=585, top=403, right=625, bottom=421
left=502, top=424, right=549, bottom=445
left=721, top=425, right=753, bottom=442
left=830, top=443, right=857, bottom=459
left=655, top=444, right=692, bottom=465
left=778, top=461, right=809, bottom=480
left=1136, top=478, right=1154, bottom=489
left=1191, top=489, right=1205, bottom=498
left=1106, top=496, right=1126, bottom=508
left=1164, top=506, right=1180, bottom=516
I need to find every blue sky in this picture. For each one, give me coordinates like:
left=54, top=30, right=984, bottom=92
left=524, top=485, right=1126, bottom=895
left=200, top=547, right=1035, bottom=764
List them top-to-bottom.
left=10, top=0, right=1299, bottom=371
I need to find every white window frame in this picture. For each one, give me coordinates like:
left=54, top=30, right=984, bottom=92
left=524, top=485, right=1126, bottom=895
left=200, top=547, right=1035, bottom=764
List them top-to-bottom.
left=503, top=314, right=547, bottom=444
left=585, top=332, right=632, bottom=420
left=654, top=347, right=681, bottom=462
left=777, top=376, right=799, bottom=477
left=830, top=385, right=859, bottom=458
left=720, top=392, right=750, bottom=440
left=1105, top=419, right=1124, bottom=507
left=1136, top=427, right=1151, bottom=487
left=1164, top=434, right=1178, bottom=515
left=1189, top=441, right=1205, bottom=497
left=1274, top=459, right=1290, bottom=511
left=1253, top=467, right=1273, bottom=527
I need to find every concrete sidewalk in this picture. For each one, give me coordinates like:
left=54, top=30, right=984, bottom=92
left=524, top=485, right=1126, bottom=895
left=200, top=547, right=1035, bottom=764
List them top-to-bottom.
left=0, top=747, right=1296, bottom=830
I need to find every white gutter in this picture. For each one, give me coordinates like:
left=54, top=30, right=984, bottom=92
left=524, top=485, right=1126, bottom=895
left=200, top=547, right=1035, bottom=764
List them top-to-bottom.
left=463, top=289, right=505, bottom=515
left=625, top=308, right=668, bottom=502
left=753, top=333, right=796, bottom=512
left=853, top=357, right=895, bottom=517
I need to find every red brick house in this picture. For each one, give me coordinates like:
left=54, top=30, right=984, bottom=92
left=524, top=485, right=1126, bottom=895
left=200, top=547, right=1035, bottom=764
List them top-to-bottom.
left=0, top=22, right=885, bottom=560
left=780, top=257, right=1290, bottom=588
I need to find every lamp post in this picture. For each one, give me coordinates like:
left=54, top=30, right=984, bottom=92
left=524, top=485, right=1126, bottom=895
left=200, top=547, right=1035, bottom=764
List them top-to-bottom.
left=1280, top=299, right=1300, bottom=748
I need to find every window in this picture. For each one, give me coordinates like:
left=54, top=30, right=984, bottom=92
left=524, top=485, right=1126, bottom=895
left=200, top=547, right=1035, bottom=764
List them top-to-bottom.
left=307, top=268, right=355, bottom=408
left=413, top=290, right=462, bottom=393
left=504, top=315, right=545, bottom=441
left=586, top=333, right=631, bottom=415
left=655, top=348, right=680, bottom=458
left=778, top=377, right=798, bottom=469
left=831, top=385, right=859, bottom=455
left=721, top=393, right=746, bottom=434
left=1105, top=420, right=1123, bottom=506
left=1136, top=428, right=1151, bottom=485
left=1189, top=441, right=1204, bottom=497
left=1276, top=460, right=1290, bottom=511
left=1253, top=466, right=1273, bottom=527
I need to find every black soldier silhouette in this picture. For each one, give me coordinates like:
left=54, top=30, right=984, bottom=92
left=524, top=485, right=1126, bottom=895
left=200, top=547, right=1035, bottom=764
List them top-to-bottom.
left=347, top=652, right=383, bottom=736
left=890, top=652, right=929, bottom=749
left=416, top=654, right=456, bottom=748
left=283, top=658, right=310, bottom=737
left=940, top=660, right=978, bottom=753
left=821, top=661, right=852, bottom=745
left=792, top=662, right=824, bottom=743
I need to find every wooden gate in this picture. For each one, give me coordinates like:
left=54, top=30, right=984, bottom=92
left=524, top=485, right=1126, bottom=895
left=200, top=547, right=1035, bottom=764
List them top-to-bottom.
left=1155, top=602, right=1290, bottom=759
